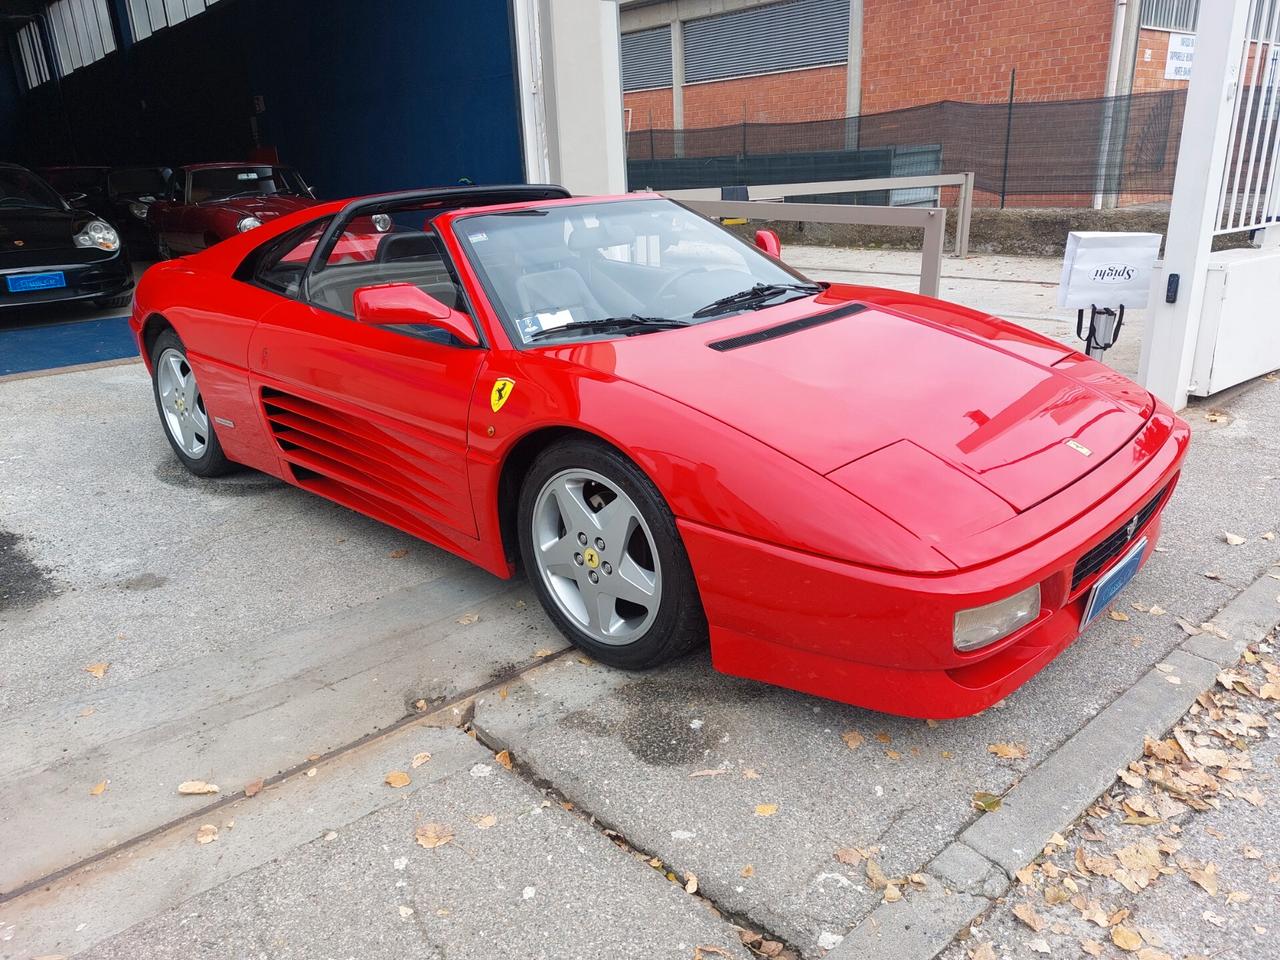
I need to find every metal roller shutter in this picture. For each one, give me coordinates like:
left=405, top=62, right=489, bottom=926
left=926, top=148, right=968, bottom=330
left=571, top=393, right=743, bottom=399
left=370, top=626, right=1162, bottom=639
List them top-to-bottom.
left=683, top=0, right=849, bottom=85
left=622, top=25, right=673, bottom=92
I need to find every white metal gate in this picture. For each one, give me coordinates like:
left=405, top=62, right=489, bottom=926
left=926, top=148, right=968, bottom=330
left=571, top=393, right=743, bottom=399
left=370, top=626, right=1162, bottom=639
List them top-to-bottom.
left=1139, top=0, right=1280, bottom=406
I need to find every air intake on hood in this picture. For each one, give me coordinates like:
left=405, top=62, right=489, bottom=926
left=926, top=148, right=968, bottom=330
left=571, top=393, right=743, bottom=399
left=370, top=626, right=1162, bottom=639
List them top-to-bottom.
left=708, top=303, right=866, bottom=352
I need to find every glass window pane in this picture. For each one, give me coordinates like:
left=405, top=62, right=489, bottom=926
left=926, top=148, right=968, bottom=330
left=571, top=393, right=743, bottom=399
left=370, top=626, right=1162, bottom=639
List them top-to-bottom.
left=163, top=0, right=187, bottom=26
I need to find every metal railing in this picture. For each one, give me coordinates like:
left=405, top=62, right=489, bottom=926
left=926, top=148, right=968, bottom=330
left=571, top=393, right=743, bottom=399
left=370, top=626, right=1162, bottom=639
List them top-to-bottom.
left=1216, top=1, right=1280, bottom=234
left=663, top=172, right=974, bottom=258
left=670, top=197, right=948, bottom=299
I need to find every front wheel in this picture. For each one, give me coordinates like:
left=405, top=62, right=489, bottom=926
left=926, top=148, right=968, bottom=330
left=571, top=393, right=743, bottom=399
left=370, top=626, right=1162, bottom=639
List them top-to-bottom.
left=150, top=328, right=233, bottom=477
left=517, top=438, right=707, bottom=670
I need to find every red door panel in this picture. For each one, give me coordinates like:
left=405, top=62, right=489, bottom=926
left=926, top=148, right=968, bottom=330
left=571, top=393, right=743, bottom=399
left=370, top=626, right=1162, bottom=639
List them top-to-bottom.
left=248, top=301, right=485, bottom=537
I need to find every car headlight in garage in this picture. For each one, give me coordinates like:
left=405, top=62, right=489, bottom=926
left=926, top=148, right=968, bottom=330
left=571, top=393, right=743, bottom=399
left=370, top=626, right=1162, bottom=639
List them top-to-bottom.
left=129, top=202, right=150, bottom=220
left=237, top=216, right=264, bottom=233
left=73, top=220, right=121, bottom=252
left=953, top=584, right=1041, bottom=652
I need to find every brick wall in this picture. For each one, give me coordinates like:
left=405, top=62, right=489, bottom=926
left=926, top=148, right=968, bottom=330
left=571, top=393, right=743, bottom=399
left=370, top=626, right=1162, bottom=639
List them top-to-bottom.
left=860, top=0, right=1116, bottom=112
left=682, top=64, right=850, bottom=127
left=625, top=88, right=675, bottom=130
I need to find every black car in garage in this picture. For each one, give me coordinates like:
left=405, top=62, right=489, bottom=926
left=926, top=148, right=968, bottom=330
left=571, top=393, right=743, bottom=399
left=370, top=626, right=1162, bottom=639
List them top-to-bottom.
left=0, top=164, right=134, bottom=311
left=39, top=165, right=171, bottom=258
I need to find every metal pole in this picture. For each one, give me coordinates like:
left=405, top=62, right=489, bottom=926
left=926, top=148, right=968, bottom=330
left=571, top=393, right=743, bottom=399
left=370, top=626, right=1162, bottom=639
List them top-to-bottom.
left=1000, top=68, right=1016, bottom=209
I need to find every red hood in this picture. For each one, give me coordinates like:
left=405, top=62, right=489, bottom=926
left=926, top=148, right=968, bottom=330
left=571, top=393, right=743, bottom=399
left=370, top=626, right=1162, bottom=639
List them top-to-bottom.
left=207, top=195, right=318, bottom=219
left=552, top=284, right=1154, bottom=522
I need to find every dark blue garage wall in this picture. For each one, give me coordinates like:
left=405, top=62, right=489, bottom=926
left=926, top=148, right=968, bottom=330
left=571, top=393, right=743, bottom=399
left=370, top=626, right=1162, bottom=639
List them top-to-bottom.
left=6, top=0, right=524, bottom=195
left=0, top=43, right=20, bottom=159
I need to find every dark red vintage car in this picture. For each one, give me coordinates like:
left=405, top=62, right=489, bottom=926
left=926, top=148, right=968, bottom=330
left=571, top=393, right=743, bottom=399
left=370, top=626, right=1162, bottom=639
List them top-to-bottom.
left=147, top=163, right=318, bottom=258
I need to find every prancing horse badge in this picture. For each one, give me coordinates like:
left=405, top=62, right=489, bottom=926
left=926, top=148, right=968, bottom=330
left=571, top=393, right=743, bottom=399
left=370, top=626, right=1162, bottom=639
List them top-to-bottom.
left=490, top=378, right=515, bottom=413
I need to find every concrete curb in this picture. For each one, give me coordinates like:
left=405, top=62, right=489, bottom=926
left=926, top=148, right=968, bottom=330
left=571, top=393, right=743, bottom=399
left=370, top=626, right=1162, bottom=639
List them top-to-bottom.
left=826, top=559, right=1280, bottom=960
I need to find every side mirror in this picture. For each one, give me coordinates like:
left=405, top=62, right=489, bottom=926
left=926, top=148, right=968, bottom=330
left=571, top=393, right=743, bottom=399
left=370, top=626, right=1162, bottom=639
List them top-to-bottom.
left=754, top=229, right=782, bottom=259
left=352, top=283, right=480, bottom=347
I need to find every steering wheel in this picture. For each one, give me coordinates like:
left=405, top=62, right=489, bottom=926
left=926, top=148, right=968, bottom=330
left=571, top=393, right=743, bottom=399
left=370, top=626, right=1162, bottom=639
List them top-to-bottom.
left=654, top=266, right=710, bottom=300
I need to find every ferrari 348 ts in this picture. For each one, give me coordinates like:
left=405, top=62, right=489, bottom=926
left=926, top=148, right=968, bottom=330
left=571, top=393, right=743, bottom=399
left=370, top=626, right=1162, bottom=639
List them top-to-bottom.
left=130, top=185, right=1189, bottom=718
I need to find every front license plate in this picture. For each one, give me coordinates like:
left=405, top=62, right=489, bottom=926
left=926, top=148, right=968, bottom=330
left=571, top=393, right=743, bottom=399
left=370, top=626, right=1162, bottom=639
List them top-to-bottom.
left=6, top=271, right=67, bottom=293
left=1082, top=537, right=1148, bottom=627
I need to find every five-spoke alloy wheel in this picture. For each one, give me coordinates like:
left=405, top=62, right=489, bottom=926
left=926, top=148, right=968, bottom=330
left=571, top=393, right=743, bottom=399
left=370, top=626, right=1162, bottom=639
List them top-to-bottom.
left=149, top=327, right=232, bottom=477
left=518, top=438, right=707, bottom=669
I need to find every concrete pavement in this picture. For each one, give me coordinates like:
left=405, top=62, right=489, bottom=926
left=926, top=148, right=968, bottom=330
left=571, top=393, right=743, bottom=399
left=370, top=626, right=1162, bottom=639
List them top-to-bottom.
left=1, top=248, right=1278, bottom=959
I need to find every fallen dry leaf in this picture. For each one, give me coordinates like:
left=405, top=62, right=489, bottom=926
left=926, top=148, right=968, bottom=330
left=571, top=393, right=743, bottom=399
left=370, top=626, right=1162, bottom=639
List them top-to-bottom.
left=1223, top=532, right=1246, bottom=546
left=388, top=548, right=409, bottom=558
left=1148, top=604, right=1166, bottom=616
left=1109, top=609, right=1131, bottom=622
left=455, top=612, right=480, bottom=625
left=533, top=648, right=553, bottom=658
left=84, top=663, right=109, bottom=679
left=79, top=706, right=95, bottom=717
left=841, top=730, right=866, bottom=751
left=988, top=742, right=1028, bottom=760
left=495, top=749, right=513, bottom=770
left=411, top=752, right=432, bottom=769
left=688, top=768, right=727, bottom=778
left=743, top=768, right=760, bottom=779
left=384, top=770, right=411, bottom=789
left=244, top=778, right=264, bottom=797
left=89, top=779, right=108, bottom=796
left=177, top=780, right=219, bottom=796
left=972, top=791, right=1003, bottom=812
left=754, top=803, right=778, bottom=817
left=471, top=814, right=497, bottom=829
left=414, top=822, right=453, bottom=849
left=195, top=824, right=218, bottom=845
left=835, top=847, right=864, bottom=866
left=865, top=860, right=889, bottom=890
left=1184, top=861, right=1219, bottom=896
left=741, top=864, right=755, bottom=877
left=684, top=872, right=698, bottom=894
left=882, top=882, right=902, bottom=903
left=1014, top=903, right=1047, bottom=932
left=1111, top=926, right=1143, bottom=952
left=1027, top=938, right=1051, bottom=955
left=1082, top=939, right=1104, bottom=957
left=969, top=942, right=997, bottom=960
left=692, top=947, right=734, bottom=960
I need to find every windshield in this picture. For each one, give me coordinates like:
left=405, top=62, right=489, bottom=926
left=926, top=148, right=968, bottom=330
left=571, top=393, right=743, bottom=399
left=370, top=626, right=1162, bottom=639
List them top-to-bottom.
left=188, top=166, right=307, bottom=204
left=0, top=167, right=66, bottom=210
left=39, top=167, right=107, bottom=195
left=108, top=167, right=169, bottom=197
left=453, top=198, right=814, bottom=346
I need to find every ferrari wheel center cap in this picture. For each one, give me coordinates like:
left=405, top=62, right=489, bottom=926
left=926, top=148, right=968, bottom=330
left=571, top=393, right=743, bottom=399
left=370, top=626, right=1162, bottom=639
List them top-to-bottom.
left=582, top=548, right=600, bottom=569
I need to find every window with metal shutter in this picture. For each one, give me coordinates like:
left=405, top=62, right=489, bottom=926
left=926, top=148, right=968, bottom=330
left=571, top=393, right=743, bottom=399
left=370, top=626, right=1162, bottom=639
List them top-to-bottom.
left=683, top=0, right=849, bottom=85
left=1138, top=0, right=1199, bottom=33
left=622, top=25, right=673, bottom=92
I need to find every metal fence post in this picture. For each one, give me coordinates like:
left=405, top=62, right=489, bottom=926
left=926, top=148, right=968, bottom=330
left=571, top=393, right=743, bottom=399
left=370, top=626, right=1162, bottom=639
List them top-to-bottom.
left=1000, top=68, right=1016, bottom=209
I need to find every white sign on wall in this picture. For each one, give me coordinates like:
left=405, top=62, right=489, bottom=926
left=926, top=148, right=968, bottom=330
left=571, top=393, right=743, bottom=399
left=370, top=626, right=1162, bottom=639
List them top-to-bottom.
left=1165, top=32, right=1196, bottom=81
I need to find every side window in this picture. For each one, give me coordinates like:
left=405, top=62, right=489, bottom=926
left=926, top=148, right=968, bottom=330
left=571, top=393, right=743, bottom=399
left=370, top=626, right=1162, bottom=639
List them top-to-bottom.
left=169, top=172, right=186, bottom=202
left=306, top=212, right=474, bottom=344
left=238, top=218, right=332, bottom=297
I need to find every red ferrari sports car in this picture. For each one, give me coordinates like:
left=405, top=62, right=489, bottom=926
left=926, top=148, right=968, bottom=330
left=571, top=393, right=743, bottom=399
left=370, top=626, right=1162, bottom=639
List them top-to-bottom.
left=147, top=162, right=319, bottom=258
left=129, top=185, right=1189, bottom=719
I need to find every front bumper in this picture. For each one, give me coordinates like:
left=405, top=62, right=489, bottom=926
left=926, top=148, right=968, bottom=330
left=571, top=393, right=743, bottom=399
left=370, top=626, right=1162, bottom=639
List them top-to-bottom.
left=0, top=253, right=133, bottom=310
left=681, top=412, right=1189, bottom=719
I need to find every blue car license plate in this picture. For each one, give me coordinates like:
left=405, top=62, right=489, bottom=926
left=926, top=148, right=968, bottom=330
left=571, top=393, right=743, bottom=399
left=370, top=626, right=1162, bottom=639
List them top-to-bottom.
left=6, top=271, right=67, bottom=294
left=1082, top=537, right=1148, bottom=627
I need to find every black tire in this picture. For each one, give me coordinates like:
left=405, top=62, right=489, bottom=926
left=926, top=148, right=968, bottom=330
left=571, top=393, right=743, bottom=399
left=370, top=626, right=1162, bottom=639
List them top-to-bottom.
left=156, top=234, right=174, bottom=261
left=95, top=293, right=132, bottom=309
left=149, top=328, right=234, bottom=477
left=517, top=437, right=708, bottom=670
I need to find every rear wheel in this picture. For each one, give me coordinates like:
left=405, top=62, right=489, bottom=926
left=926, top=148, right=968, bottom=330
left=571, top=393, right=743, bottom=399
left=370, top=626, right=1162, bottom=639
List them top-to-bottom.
left=156, top=234, right=174, bottom=260
left=150, top=328, right=232, bottom=477
left=517, top=438, right=707, bottom=670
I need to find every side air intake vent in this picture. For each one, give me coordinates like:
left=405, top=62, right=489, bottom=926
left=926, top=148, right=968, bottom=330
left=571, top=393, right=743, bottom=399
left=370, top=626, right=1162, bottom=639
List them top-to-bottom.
left=708, top=303, right=867, bottom=352
left=260, top=388, right=468, bottom=533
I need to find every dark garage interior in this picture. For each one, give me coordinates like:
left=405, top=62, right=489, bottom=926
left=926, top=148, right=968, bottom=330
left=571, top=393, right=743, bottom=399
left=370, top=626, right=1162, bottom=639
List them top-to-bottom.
left=0, top=0, right=526, bottom=193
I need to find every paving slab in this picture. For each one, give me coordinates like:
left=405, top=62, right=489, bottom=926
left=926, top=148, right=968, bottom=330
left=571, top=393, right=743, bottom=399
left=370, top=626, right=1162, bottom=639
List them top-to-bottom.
left=0, top=725, right=750, bottom=960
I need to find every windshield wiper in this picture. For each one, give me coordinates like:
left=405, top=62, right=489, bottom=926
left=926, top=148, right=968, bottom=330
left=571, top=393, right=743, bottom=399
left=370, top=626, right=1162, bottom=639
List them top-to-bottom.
left=692, top=282, right=822, bottom=319
left=525, top=314, right=691, bottom=342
